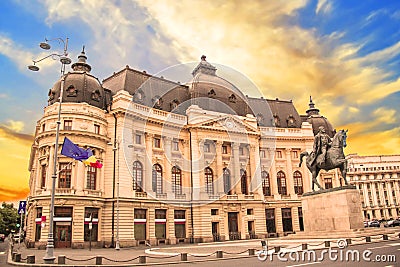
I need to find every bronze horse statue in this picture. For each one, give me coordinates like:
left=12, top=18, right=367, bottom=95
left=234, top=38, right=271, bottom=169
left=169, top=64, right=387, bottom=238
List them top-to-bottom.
left=299, top=129, right=348, bottom=191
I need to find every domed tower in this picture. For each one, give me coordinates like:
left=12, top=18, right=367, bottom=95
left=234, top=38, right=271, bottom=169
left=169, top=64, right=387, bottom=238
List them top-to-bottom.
left=47, top=47, right=110, bottom=110
left=186, top=55, right=253, bottom=116
left=305, top=96, right=335, bottom=137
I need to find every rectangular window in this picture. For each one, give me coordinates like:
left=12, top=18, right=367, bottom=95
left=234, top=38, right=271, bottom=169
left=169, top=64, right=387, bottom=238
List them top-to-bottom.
left=64, top=120, right=72, bottom=131
left=42, top=123, right=46, bottom=132
left=94, top=124, right=100, bottom=134
left=136, top=134, right=142, bottom=145
left=154, top=137, right=161, bottom=148
left=172, top=141, right=179, bottom=151
left=204, top=143, right=210, bottom=153
left=222, top=145, right=228, bottom=154
left=239, top=147, right=244, bottom=155
left=260, top=150, right=266, bottom=158
left=276, top=151, right=282, bottom=158
left=292, top=151, right=298, bottom=158
left=59, top=163, right=72, bottom=188
left=41, top=165, right=47, bottom=188
left=86, top=166, right=96, bottom=190
left=324, top=178, right=333, bottom=189
left=35, top=208, right=42, bottom=242
left=84, top=208, right=99, bottom=241
left=134, top=209, right=147, bottom=240
left=155, top=209, right=167, bottom=239
left=211, top=209, right=219, bottom=215
left=247, top=209, right=254, bottom=215
left=174, top=210, right=186, bottom=238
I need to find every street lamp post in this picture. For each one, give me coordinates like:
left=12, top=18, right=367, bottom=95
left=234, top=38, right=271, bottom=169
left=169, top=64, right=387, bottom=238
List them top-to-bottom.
left=28, top=37, right=72, bottom=264
left=108, top=140, right=120, bottom=250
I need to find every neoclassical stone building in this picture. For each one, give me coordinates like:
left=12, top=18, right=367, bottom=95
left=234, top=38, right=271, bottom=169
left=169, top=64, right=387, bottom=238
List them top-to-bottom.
left=25, top=52, right=339, bottom=248
left=347, top=154, right=400, bottom=221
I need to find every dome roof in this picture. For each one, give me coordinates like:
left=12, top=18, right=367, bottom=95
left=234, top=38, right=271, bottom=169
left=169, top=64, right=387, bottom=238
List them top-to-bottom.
left=48, top=48, right=108, bottom=110
left=186, top=56, right=253, bottom=116
left=305, top=96, right=335, bottom=137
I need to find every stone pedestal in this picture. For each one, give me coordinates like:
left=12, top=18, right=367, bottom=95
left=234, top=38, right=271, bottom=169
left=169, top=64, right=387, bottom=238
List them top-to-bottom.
left=302, top=186, right=364, bottom=234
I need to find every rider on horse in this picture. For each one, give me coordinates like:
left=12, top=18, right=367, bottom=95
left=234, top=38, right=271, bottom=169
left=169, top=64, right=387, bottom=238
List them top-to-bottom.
left=311, top=126, right=332, bottom=167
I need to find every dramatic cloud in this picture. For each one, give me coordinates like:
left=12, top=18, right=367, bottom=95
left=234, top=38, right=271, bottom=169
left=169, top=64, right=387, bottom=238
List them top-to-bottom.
left=0, top=187, right=29, bottom=202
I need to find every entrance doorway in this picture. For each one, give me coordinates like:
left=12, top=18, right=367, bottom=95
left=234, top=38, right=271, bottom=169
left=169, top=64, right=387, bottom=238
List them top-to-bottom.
left=282, top=208, right=293, bottom=232
left=265, top=209, right=276, bottom=234
left=228, top=212, right=240, bottom=240
left=212, top=222, right=220, bottom=241
left=54, top=224, right=71, bottom=248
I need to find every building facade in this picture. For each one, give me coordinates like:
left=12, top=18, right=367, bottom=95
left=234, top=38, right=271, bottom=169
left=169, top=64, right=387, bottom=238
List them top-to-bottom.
left=26, top=52, right=338, bottom=248
left=347, top=154, right=400, bottom=221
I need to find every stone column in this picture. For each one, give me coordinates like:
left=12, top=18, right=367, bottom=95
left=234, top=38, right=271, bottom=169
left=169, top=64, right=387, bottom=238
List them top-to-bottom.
left=190, top=131, right=201, bottom=201
left=144, top=133, right=154, bottom=193
left=163, top=137, right=172, bottom=198
left=215, top=141, right=224, bottom=195
left=232, top=143, right=240, bottom=194
left=249, top=144, right=262, bottom=196
left=285, top=149, right=295, bottom=197
left=269, top=154, right=279, bottom=198
left=370, top=182, right=379, bottom=218
left=292, top=206, right=300, bottom=232
left=275, top=208, right=283, bottom=236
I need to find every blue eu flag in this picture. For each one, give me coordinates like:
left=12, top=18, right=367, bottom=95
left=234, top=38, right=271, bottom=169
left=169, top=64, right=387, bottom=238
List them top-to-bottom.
left=61, top=137, right=90, bottom=160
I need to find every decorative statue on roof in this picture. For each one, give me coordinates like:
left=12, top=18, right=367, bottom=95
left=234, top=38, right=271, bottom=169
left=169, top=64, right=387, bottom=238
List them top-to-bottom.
left=299, top=128, right=349, bottom=191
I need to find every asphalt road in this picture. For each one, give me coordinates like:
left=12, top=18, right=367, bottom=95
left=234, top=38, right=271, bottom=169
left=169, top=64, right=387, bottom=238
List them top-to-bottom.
left=174, top=240, right=400, bottom=267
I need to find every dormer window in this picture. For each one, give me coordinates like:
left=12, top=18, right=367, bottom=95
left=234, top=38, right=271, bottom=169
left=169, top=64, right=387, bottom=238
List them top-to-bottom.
left=66, top=85, right=77, bottom=97
left=48, top=89, right=55, bottom=101
left=133, top=89, right=145, bottom=103
left=208, top=89, right=216, bottom=98
left=91, top=90, right=101, bottom=102
left=229, top=94, right=236, bottom=103
left=152, top=95, right=163, bottom=109
left=170, top=99, right=179, bottom=110
left=256, top=113, right=264, bottom=125
left=273, top=113, right=281, bottom=127
left=287, top=114, right=296, bottom=127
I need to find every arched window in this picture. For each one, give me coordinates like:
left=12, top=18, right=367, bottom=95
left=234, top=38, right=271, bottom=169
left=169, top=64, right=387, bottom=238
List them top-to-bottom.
left=133, top=161, right=143, bottom=192
left=152, top=164, right=163, bottom=194
left=172, top=166, right=182, bottom=195
left=205, top=167, right=214, bottom=194
left=223, top=168, right=231, bottom=195
left=240, top=169, right=248, bottom=195
left=261, top=171, right=271, bottom=196
left=277, top=171, right=287, bottom=195
left=293, top=171, right=303, bottom=195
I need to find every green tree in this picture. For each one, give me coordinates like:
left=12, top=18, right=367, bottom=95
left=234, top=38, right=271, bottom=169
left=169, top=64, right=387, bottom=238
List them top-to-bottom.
left=0, top=203, right=20, bottom=235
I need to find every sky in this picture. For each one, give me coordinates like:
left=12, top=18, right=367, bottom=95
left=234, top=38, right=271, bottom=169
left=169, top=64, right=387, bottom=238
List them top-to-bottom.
left=0, top=0, right=399, bottom=202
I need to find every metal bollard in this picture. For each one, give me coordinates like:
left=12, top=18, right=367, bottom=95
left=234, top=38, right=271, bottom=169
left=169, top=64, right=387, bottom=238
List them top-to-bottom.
left=383, top=234, right=388, bottom=240
left=366, top=236, right=371, bottom=242
left=346, top=238, right=352, bottom=245
left=325, top=241, right=330, bottom=247
left=302, top=244, right=308, bottom=250
left=274, top=246, right=280, bottom=253
left=248, top=248, right=255, bottom=255
left=216, top=251, right=223, bottom=258
left=12, top=252, right=17, bottom=261
left=14, top=253, right=21, bottom=262
left=181, top=253, right=188, bottom=261
left=27, top=255, right=35, bottom=264
left=58, top=255, right=66, bottom=264
left=96, top=256, right=102, bottom=265
left=139, top=256, right=146, bottom=263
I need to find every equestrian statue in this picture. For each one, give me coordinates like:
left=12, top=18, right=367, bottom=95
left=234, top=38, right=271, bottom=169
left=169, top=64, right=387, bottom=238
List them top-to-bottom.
left=299, top=126, right=348, bottom=191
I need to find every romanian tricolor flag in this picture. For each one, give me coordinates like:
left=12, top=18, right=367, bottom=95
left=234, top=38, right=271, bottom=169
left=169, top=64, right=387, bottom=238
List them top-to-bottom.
left=61, top=137, right=103, bottom=168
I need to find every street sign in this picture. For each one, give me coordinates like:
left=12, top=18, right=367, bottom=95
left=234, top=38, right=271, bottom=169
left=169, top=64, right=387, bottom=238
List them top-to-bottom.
left=18, top=201, right=27, bottom=214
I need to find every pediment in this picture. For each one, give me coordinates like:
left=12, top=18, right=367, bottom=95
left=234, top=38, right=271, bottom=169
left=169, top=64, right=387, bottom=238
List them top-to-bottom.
left=192, top=115, right=259, bottom=134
